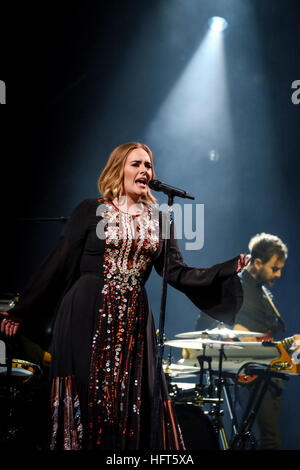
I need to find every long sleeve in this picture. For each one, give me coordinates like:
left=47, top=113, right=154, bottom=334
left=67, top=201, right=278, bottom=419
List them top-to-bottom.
left=8, top=199, right=94, bottom=326
left=154, top=216, right=243, bottom=325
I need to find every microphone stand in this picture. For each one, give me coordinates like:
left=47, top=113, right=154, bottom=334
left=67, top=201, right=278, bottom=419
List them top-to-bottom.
left=150, top=186, right=194, bottom=449
left=150, top=193, right=174, bottom=449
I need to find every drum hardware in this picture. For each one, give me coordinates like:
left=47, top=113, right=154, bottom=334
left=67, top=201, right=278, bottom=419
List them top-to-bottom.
left=175, top=323, right=265, bottom=340
left=168, top=329, right=300, bottom=450
left=165, top=336, right=245, bottom=449
left=166, top=336, right=256, bottom=449
left=165, top=338, right=244, bottom=350
left=175, top=341, right=285, bottom=375
left=180, top=341, right=229, bottom=449
left=166, top=342, right=173, bottom=369
left=177, top=342, right=225, bottom=409
left=186, top=343, right=232, bottom=450
left=195, top=343, right=213, bottom=398
left=207, top=343, right=230, bottom=450
left=163, top=345, right=199, bottom=379
left=0, top=349, right=43, bottom=448
left=164, top=354, right=224, bottom=410
left=0, top=358, right=42, bottom=385
left=163, top=362, right=200, bottom=380
left=228, top=364, right=290, bottom=450
left=221, top=376, right=239, bottom=438
left=169, top=381, right=224, bottom=407
left=169, top=383, right=196, bottom=404
left=193, top=390, right=223, bottom=408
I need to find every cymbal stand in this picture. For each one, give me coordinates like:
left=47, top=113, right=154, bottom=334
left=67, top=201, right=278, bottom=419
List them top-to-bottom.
left=194, top=344, right=223, bottom=433
left=167, top=345, right=173, bottom=369
left=196, top=345, right=214, bottom=400
left=209, top=345, right=229, bottom=449
left=208, top=368, right=241, bottom=449
left=222, top=376, right=239, bottom=439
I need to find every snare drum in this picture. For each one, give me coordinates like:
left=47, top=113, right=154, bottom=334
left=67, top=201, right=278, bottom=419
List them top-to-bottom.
left=175, top=403, right=219, bottom=450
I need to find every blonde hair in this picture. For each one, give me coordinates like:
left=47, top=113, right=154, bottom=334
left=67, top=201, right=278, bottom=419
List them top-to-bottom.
left=98, top=142, right=157, bottom=204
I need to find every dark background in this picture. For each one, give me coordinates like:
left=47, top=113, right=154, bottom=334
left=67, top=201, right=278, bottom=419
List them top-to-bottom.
left=0, top=0, right=299, bottom=450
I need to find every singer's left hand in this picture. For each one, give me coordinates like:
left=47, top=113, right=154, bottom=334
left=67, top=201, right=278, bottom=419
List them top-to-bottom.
left=236, top=254, right=251, bottom=273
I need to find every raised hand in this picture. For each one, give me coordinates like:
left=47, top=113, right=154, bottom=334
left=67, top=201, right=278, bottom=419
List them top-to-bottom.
left=236, top=254, right=251, bottom=273
left=0, top=311, right=23, bottom=337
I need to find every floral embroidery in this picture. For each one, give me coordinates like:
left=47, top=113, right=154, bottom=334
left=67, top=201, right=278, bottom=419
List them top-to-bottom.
left=88, top=200, right=159, bottom=448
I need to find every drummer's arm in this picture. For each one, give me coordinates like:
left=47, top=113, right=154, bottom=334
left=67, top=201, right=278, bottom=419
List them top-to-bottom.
left=233, top=324, right=259, bottom=342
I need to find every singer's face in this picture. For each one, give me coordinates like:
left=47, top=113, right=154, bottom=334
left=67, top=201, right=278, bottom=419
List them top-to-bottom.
left=122, top=148, right=153, bottom=203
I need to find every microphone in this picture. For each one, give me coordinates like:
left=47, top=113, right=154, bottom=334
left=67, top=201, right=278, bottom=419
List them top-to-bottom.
left=148, top=179, right=195, bottom=200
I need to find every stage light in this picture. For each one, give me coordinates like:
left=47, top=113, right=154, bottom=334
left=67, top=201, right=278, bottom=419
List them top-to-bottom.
left=208, top=16, right=228, bottom=33
left=145, top=24, right=232, bottom=166
left=209, top=149, right=220, bottom=162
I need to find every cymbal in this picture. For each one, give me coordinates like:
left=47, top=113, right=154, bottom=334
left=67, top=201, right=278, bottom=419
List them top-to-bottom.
left=175, top=326, right=265, bottom=339
left=164, top=339, right=243, bottom=350
left=163, top=363, right=199, bottom=378
left=163, top=363, right=200, bottom=372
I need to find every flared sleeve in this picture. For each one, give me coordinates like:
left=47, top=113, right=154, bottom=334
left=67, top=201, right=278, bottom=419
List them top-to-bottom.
left=7, top=199, right=94, bottom=327
left=153, top=214, right=243, bottom=325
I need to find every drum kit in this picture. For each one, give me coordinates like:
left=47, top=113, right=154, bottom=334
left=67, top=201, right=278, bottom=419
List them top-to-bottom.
left=162, top=323, right=289, bottom=450
left=0, top=336, right=46, bottom=449
left=0, top=355, right=44, bottom=449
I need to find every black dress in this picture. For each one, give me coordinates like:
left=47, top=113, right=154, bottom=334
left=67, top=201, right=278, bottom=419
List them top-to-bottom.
left=10, top=197, right=243, bottom=450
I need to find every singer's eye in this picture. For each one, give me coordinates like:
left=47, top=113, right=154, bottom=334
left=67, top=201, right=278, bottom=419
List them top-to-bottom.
left=131, top=162, right=152, bottom=169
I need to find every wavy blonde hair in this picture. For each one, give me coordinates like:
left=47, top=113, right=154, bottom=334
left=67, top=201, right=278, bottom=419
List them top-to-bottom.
left=98, top=142, right=157, bottom=204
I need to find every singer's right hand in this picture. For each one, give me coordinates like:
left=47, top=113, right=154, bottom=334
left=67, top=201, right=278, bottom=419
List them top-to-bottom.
left=0, top=311, right=23, bottom=337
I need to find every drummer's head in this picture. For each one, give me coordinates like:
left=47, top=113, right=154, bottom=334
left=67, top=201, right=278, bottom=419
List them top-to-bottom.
left=98, top=142, right=157, bottom=204
left=247, top=233, right=288, bottom=286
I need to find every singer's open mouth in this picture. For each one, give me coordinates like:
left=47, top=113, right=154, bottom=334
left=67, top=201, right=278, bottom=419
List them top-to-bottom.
left=135, top=178, right=147, bottom=187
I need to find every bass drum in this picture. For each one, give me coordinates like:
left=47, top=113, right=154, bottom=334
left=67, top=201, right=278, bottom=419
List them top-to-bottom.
left=175, top=403, right=219, bottom=450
